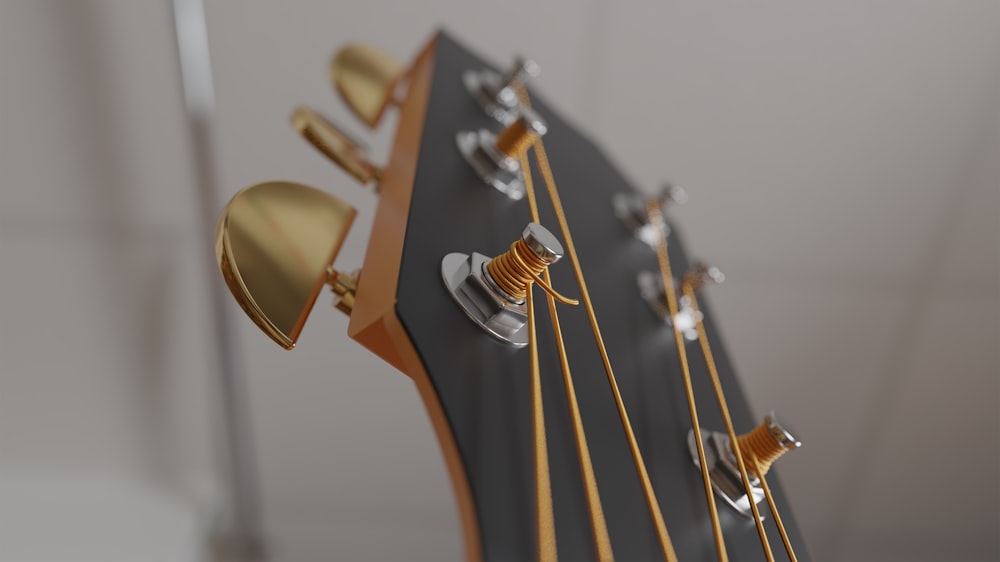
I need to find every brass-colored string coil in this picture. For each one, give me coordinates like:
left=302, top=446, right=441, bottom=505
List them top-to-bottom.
left=496, top=118, right=539, bottom=157
left=486, top=239, right=579, bottom=306
left=736, top=424, right=788, bottom=478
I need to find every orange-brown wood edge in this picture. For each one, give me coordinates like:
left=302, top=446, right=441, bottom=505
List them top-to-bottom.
left=346, top=34, right=484, bottom=562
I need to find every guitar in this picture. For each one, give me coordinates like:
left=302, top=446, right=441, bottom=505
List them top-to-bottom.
left=214, top=30, right=809, bottom=561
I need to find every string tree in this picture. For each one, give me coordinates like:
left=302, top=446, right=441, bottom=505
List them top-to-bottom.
left=330, top=43, right=405, bottom=128
left=464, top=55, right=540, bottom=124
left=291, top=106, right=383, bottom=188
left=456, top=108, right=548, bottom=200
left=215, top=181, right=359, bottom=349
left=613, top=183, right=688, bottom=248
left=441, top=223, right=571, bottom=347
left=637, top=261, right=723, bottom=341
left=687, top=412, right=802, bottom=517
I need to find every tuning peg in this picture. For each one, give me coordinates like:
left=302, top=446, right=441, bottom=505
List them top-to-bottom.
left=331, top=43, right=404, bottom=128
left=464, top=56, right=540, bottom=124
left=291, top=106, right=382, bottom=187
left=455, top=108, right=547, bottom=200
left=215, top=181, right=357, bottom=349
left=613, top=183, right=688, bottom=247
left=441, top=223, right=566, bottom=347
left=682, top=261, right=726, bottom=292
left=637, top=262, right=722, bottom=340
left=687, top=412, right=802, bottom=517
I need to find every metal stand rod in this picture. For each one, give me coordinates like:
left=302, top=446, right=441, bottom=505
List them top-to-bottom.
left=169, top=0, right=266, bottom=559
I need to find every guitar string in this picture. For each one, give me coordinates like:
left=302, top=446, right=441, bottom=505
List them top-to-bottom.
left=517, top=85, right=680, bottom=562
left=520, top=150, right=615, bottom=562
left=647, top=201, right=729, bottom=562
left=680, top=283, right=775, bottom=561
left=527, top=284, right=559, bottom=562
left=684, top=287, right=796, bottom=562
left=750, top=455, right=797, bottom=562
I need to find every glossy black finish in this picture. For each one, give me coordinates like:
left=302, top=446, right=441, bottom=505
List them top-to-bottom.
left=396, top=31, right=809, bottom=561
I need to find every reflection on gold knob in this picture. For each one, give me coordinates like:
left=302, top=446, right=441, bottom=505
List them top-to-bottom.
left=331, top=43, right=404, bottom=128
left=291, top=106, right=382, bottom=185
left=215, top=181, right=357, bottom=349
left=735, top=411, right=801, bottom=477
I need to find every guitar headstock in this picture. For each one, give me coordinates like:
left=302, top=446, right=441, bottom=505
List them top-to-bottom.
left=216, top=30, right=808, bottom=561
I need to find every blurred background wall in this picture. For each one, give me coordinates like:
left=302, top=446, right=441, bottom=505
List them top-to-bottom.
left=0, top=1, right=997, bottom=561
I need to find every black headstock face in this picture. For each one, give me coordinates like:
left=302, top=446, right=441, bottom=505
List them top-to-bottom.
left=392, top=32, right=809, bottom=560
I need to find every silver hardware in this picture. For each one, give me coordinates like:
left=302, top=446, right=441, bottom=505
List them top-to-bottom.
left=464, top=56, right=540, bottom=124
left=456, top=109, right=547, bottom=200
left=613, top=184, right=688, bottom=247
left=441, top=223, right=564, bottom=346
left=638, top=262, right=723, bottom=340
left=636, top=272, right=699, bottom=341
left=687, top=412, right=801, bottom=517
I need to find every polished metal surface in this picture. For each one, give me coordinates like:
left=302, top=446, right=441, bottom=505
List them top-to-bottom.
left=331, top=43, right=404, bottom=128
left=463, top=56, right=540, bottom=124
left=291, top=106, right=381, bottom=185
left=456, top=110, right=548, bottom=200
left=215, top=181, right=357, bottom=349
left=613, top=184, right=688, bottom=247
left=520, top=222, right=564, bottom=264
left=441, top=223, right=565, bottom=346
left=441, top=252, right=530, bottom=347
left=636, top=271, right=701, bottom=341
left=688, top=411, right=802, bottom=517
left=688, top=429, right=766, bottom=517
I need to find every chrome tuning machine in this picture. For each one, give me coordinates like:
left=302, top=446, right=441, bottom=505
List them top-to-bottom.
left=464, top=56, right=540, bottom=124
left=456, top=109, right=547, bottom=200
left=614, top=183, right=688, bottom=247
left=441, top=223, right=565, bottom=346
left=638, top=262, right=723, bottom=340
left=688, top=412, right=802, bottom=517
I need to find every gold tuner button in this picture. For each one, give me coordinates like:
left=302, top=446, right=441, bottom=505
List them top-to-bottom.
left=331, top=43, right=404, bottom=128
left=464, top=56, right=541, bottom=125
left=291, top=106, right=382, bottom=187
left=455, top=108, right=548, bottom=200
left=215, top=181, right=357, bottom=349
left=613, top=183, right=688, bottom=248
left=441, top=223, right=566, bottom=347
left=687, top=411, right=802, bottom=517
left=735, top=411, right=802, bottom=478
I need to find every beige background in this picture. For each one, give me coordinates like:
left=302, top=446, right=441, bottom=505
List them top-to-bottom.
left=1, top=1, right=998, bottom=561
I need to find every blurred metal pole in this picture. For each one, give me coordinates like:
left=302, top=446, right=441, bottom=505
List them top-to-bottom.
left=169, top=0, right=267, bottom=559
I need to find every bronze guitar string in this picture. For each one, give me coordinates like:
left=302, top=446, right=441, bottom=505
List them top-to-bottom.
left=518, top=85, right=679, bottom=562
left=520, top=150, right=615, bottom=562
left=647, top=201, right=730, bottom=562
left=678, top=282, right=774, bottom=561
left=527, top=285, right=558, bottom=562
left=683, top=285, right=797, bottom=562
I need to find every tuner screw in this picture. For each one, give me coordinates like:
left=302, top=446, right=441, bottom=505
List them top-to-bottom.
left=464, top=56, right=540, bottom=124
left=456, top=108, right=548, bottom=200
left=613, top=183, right=688, bottom=248
left=441, top=223, right=565, bottom=346
left=637, top=261, right=722, bottom=341
left=682, top=261, right=726, bottom=293
left=687, top=411, right=802, bottom=517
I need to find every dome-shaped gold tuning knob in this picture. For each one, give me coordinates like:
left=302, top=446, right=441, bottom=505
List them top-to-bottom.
left=331, top=43, right=404, bottom=128
left=735, top=411, right=802, bottom=477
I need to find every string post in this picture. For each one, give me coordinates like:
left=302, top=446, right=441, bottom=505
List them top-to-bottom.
left=464, top=55, right=540, bottom=124
left=455, top=108, right=548, bottom=200
left=495, top=109, right=547, bottom=158
left=613, top=183, right=688, bottom=248
left=441, top=223, right=576, bottom=348
left=683, top=262, right=726, bottom=293
left=735, top=412, right=802, bottom=478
